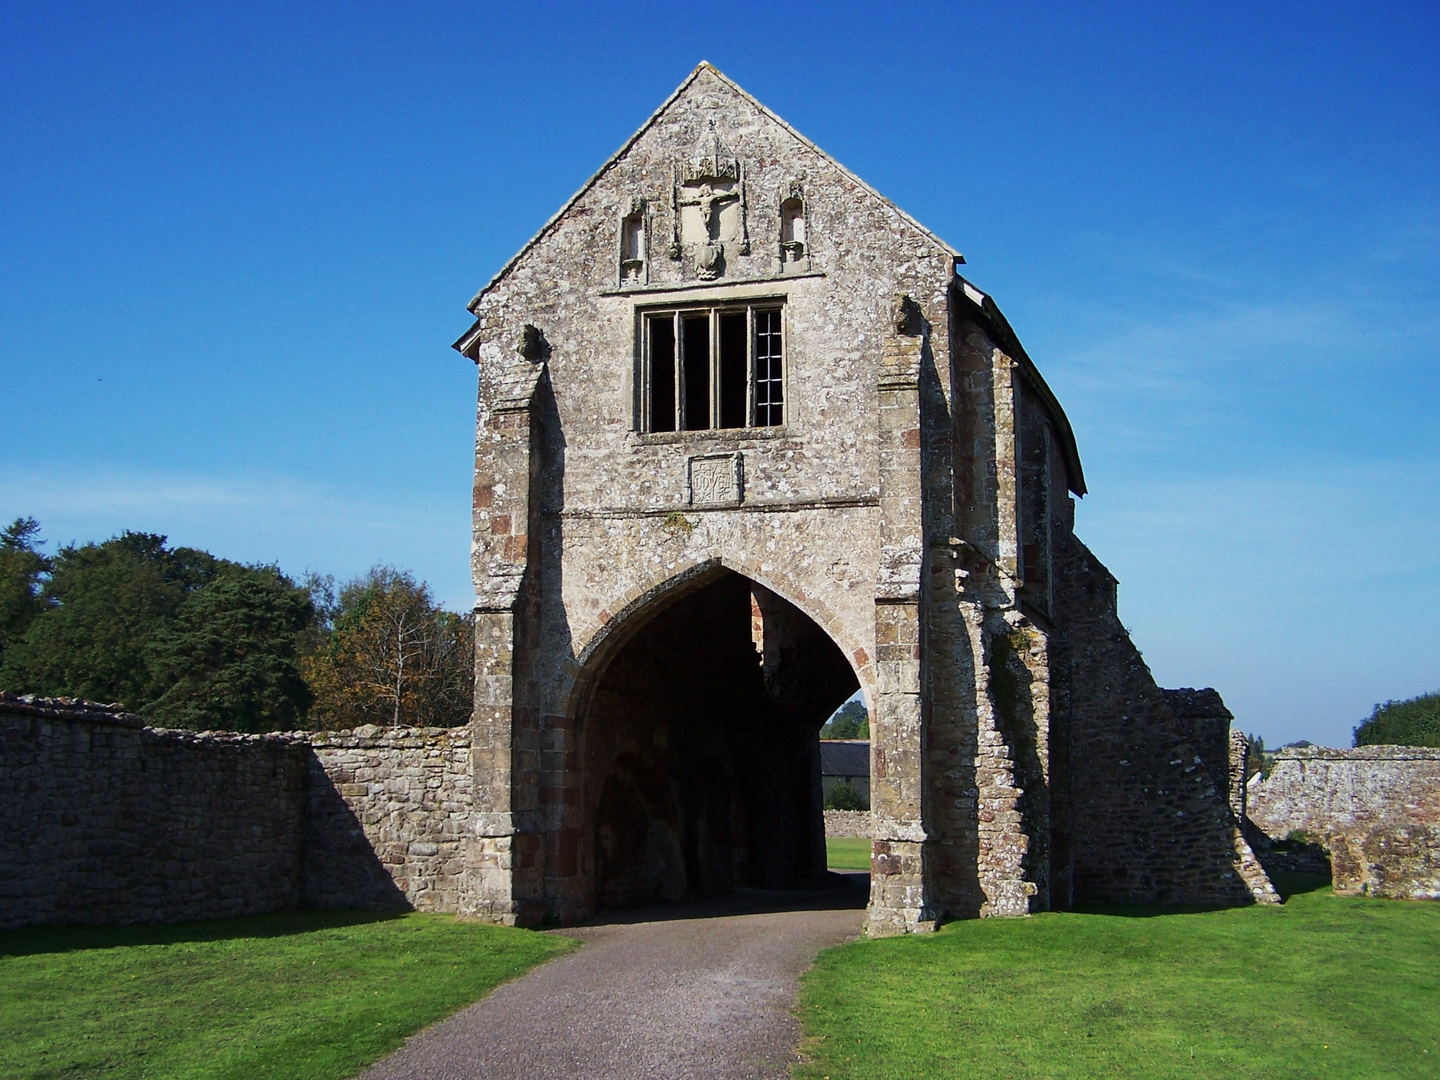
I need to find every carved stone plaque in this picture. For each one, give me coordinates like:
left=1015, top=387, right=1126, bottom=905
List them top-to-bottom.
left=687, top=453, right=743, bottom=506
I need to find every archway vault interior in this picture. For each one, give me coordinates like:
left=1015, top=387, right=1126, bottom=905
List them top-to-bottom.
left=581, top=570, right=859, bottom=910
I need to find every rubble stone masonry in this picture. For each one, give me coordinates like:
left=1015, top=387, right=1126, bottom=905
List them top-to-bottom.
left=0, top=695, right=474, bottom=929
left=1248, top=746, right=1440, bottom=899
left=823, top=810, right=870, bottom=838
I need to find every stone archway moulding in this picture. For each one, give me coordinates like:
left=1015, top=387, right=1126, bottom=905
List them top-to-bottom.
left=557, top=553, right=876, bottom=729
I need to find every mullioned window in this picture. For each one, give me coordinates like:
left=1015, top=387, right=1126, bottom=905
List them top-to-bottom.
left=641, top=303, right=784, bottom=432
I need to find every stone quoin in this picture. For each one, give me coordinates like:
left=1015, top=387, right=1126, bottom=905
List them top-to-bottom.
left=454, top=62, right=1276, bottom=934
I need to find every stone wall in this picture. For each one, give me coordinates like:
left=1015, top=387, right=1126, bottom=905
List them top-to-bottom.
left=1049, top=540, right=1277, bottom=908
left=0, top=694, right=475, bottom=928
left=0, top=696, right=306, bottom=929
left=304, top=725, right=475, bottom=913
left=1248, top=746, right=1440, bottom=899
left=823, top=810, right=870, bottom=838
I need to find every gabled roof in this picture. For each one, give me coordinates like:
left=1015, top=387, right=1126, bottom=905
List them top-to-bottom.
left=459, top=61, right=963, bottom=322
left=453, top=65, right=1088, bottom=500
left=820, top=740, right=870, bottom=778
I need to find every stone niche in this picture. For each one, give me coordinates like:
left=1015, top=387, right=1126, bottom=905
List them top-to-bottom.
left=778, top=182, right=809, bottom=274
left=618, top=198, right=648, bottom=286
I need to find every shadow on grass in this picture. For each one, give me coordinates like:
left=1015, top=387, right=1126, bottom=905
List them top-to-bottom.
left=579, top=870, right=870, bottom=929
left=1269, top=871, right=1332, bottom=899
left=1070, top=872, right=1333, bottom=919
left=0, top=909, right=409, bottom=958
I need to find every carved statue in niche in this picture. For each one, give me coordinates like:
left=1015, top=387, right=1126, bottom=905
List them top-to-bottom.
left=670, top=122, right=750, bottom=280
left=779, top=180, right=809, bottom=275
left=619, top=196, right=647, bottom=285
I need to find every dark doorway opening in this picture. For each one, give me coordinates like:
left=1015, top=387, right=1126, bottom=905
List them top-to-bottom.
left=584, top=571, right=859, bottom=910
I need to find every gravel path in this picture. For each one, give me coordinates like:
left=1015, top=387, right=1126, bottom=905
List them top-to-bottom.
left=360, top=873, right=868, bottom=1080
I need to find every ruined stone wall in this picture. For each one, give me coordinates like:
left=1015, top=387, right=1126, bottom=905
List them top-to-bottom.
left=1048, top=540, right=1275, bottom=907
left=1162, top=689, right=1251, bottom=822
left=1163, top=689, right=1231, bottom=793
left=0, top=696, right=475, bottom=928
left=0, top=698, right=306, bottom=928
left=1248, top=746, right=1440, bottom=899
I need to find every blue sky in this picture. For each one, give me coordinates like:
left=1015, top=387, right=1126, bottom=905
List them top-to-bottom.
left=2, top=2, right=1436, bottom=747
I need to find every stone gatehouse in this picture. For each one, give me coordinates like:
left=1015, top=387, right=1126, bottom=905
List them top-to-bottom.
left=454, top=63, right=1275, bottom=934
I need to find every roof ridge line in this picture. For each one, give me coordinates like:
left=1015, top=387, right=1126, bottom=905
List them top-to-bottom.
left=460, top=62, right=963, bottom=328
left=464, top=63, right=713, bottom=315
left=696, top=64, right=963, bottom=265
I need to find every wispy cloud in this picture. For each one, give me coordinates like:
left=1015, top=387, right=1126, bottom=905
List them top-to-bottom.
left=0, top=464, right=475, bottom=610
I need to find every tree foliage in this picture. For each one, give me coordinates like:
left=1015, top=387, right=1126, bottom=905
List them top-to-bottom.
left=0, top=517, right=51, bottom=664
left=0, top=521, right=473, bottom=732
left=0, top=528, right=313, bottom=730
left=0, top=532, right=222, bottom=706
left=144, top=566, right=315, bottom=731
left=302, top=566, right=473, bottom=729
left=1353, top=691, right=1440, bottom=748
left=821, top=698, right=869, bottom=740
left=1246, top=733, right=1269, bottom=779
left=824, top=782, right=869, bottom=811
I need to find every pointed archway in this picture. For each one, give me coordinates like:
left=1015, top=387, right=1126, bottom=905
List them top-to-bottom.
left=575, top=569, right=859, bottom=910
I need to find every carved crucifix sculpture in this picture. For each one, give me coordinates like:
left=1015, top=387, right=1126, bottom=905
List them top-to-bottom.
left=677, top=181, right=740, bottom=279
left=678, top=181, right=740, bottom=239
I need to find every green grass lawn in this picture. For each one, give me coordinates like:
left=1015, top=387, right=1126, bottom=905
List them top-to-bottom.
left=826, top=837, right=872, bottom=871
left=797, top=877, right=1440, bottom=1080
left=0, top=910, right=573, bottom=1080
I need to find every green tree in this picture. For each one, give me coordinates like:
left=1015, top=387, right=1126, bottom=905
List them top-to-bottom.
left=0, top=517, right=51, bottom=665
left=0, top=532, right=221, bottom=705
left=1, top=532, right=314, bottom=731
left=144, top=565, right=314, bottom=731
left=302, top=566, right=473, bottom=729
left=1354, top=691, right=1440, bottom=747
left=821, top=698, right=869, bottom=740
left=1246, top=733, right=1268, bottom=779
left=824, top=782, right=869, bottom=811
